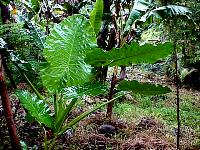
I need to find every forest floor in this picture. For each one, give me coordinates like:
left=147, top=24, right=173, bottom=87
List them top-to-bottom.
left=0, top=65, right=200, bottom=150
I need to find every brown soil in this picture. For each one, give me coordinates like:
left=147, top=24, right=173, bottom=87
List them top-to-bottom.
left=0, top=67, right=200, bottom=150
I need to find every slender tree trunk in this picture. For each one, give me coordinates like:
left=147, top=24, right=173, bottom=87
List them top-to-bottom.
left=102, top=0, right=118, bottom=120
left=0, top=2, right=21, bottom=149
left=170, top=16, right=180, bottom=149
left=105, top=27, right=117, bottom=120
left=174, top=39, right=180, bottom=150
left=0, top=54, right=21, bottom=149
left=1, top=54, right=19, bottom=118
left=106, top=67, right=117, bottom=122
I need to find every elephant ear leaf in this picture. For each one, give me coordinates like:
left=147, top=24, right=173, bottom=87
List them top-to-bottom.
left=90, top=0, right=104, bottom=35
left=41, top=15, right=97, bottom=92
left=86, top=42, right=173, bottom=66
left=108, top=42, right=173, bottom=66
left=117, top=80, right=171, bottom=95
left=63, top=82, right=108, bottom=99
left=77, top=82, right=108, bottom=96
left=15, top=90, right=54, bottom=128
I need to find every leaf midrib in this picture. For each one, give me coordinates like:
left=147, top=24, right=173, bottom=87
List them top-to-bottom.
left=65, top=22, right=79, bottom=79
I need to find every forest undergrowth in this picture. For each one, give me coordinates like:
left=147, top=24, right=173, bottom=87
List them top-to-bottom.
left=0, top=66, right=200, bottom=150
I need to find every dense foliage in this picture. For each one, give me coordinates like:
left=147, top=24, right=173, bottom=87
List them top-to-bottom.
left=0, top=0, right=199, bottom=149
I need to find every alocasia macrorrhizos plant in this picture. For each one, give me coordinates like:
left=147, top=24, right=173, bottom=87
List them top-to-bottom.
left=15, top=1, right=174, bottom=149
left=15, top=11, right=112, bottom=149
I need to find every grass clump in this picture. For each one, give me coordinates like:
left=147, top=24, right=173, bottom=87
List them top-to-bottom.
left=113, top=91, right=200, bottom=149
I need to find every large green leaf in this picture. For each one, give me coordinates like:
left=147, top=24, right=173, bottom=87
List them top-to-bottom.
left=90, top=0, right=104, bottom=35
left=124, top=0, right=150, bottom=36
left=141, top=5, right=191, bottom=22
left=41, top=15, right=97, bottom=92
left=86, top=42, right=173, bottom=66
left=85, top=47, right=110, bottom=66
left=117, top=80, right=171, bottom=95
left=64, top=82, right=108, bottom=98
left=77, top=82, right=108, bottom=96
left=15, top=90, right=54, bottom=128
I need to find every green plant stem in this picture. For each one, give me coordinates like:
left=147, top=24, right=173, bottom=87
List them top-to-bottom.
left=12, top=61, right=44, bottom=100
left=23, top=72, right=44, bottom=99
left=47, top=89, right=126, bottom=149
left=58, top=93, right=126, bottom=136
left=54, top=98, right=78, bottom=133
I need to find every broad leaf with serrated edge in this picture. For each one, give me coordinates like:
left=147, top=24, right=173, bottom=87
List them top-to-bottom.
left=41, top=15, right=97, bottom=92
left=85, top=42, right=173, bottom=66
left=117, top=80, right=171, bottom=95
left=15, top=90, right=54, bottom=128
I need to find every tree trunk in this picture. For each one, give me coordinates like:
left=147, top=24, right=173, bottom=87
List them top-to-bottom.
left=95, top=0, right=112, bottom=82
left=103, top=0, right=119, bottom=121
left=0, top=2, right=21, bottom=149
left=0, top=54, right=21, bottom=149
left=106, top=68, right=117, bottom=122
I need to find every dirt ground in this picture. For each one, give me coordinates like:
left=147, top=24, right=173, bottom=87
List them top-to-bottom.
left=0, top=66, right=200, bottom=150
